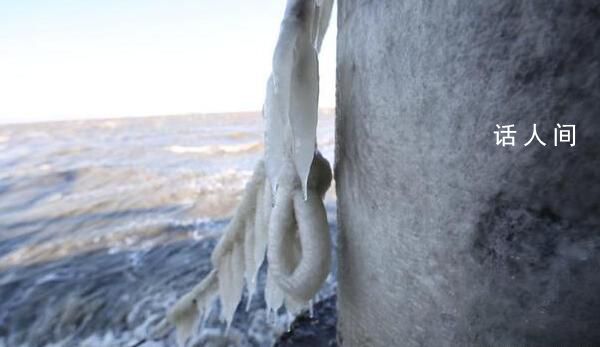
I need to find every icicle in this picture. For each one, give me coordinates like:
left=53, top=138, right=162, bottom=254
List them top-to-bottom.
left=266, top=0, right=330, bottom=198
left=282, top=0, right=319, bottom=200
left=163, top=1, right=335, bottom=345
left=289, top=39, right=319, bottom=200
left=264, top=75, right=289, bottom=194
left=252, top=182, right=270, bottom=275
left=243, top=217, right=256, bottom=311
left=230, top=243, right=245, bottom=314
left=217, top=244, right=244, bottom=329
left=217, top=254, right=233, bottom=323
left=265, top=264, right=285, bottom=315
left=166, top=270, right=218, bottom=346
left=174, top=309, right=196, bottom=347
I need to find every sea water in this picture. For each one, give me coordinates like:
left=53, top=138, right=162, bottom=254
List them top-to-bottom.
left=0, top=111, right=336, bottom=347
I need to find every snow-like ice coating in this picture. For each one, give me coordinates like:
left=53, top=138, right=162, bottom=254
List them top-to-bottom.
left=266, top=0, right=333, bottom=198
left=159, top=1, right=335, bottom=345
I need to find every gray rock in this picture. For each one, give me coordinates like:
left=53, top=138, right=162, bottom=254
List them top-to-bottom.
left=335, top=0, right=600, bottom=345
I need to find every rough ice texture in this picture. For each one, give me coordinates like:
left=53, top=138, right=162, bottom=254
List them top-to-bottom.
left=266, top=0, right=332, bottom=197
left=336, top=0, right=600, bottom=346
left=165, top=2, right=335, bottom=344
left=166, top=154, right=332, bottom=345
left=268, top=155, right=332, bottom=306
left=164, top=162, right=270, bottom=345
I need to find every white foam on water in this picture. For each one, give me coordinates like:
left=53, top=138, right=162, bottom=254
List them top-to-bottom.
left=166, top=142, right=262, bottom=156
left=0, top=216, right=225, bottom=269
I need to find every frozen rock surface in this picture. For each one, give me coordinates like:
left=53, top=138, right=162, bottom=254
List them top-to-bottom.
left=336, top=0, right=600, bottom=346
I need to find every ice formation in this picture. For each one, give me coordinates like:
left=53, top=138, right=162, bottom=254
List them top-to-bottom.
left=157, top=0, right=334, bottom=345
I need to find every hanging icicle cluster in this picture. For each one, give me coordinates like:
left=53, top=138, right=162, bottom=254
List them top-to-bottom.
left=159, top=0, right=334, bottom=345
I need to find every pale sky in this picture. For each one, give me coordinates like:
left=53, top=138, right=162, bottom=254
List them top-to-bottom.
left=0, top=0, right=336, bottom=124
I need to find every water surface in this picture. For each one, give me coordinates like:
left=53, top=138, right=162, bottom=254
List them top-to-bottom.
left=0, top=111, right=336, bottom=347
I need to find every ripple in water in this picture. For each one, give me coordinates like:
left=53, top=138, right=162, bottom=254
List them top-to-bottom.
left=0, top=112, right=336, bottom=347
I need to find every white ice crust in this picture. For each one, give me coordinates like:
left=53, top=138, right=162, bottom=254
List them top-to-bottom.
left=159, top=2, right=334, bottom=345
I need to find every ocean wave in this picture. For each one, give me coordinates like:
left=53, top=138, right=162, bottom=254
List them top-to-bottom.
left=0, top=113, right=337, bottom=347
left=98, top=120, right=120, bottom=129
left=225, top=131, right=255, bottom=140
left=166, top=142, right=262, bottom=156
left=0, top=216, right=225, bottom=269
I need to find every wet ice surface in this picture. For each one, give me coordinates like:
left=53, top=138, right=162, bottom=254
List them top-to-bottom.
left=0, top=112, right=336, bottom=347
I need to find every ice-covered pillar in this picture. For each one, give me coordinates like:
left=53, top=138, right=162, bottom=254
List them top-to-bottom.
left=335, top=1, right=600, bottom=346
